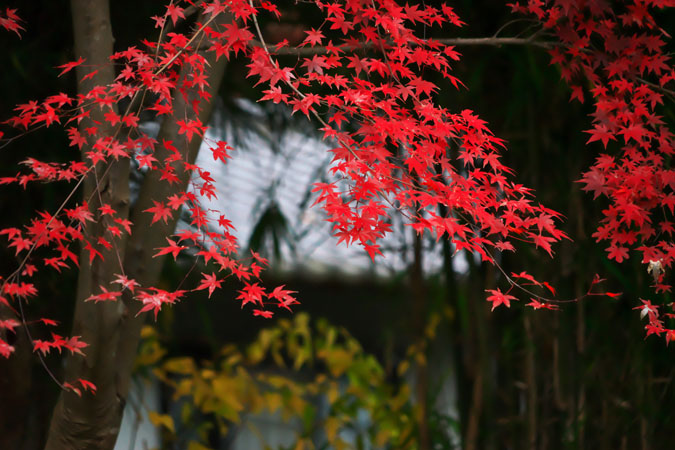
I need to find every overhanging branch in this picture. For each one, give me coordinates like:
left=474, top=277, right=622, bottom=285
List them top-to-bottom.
left=257, top=35, right=553, bottom=56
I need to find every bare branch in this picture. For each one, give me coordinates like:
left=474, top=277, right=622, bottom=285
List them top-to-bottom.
left=257, top=35, right=553, bottom=57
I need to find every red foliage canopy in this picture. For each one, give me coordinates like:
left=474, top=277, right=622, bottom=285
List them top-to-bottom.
left=0, top=0, right=673, bottom=395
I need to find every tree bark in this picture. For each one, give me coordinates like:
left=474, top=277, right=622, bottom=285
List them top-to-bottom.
left=44, top=2, right=228, bottom=449
left=45, top=2, right=128, bottom=448
left=411, top=230, right=430, bottom=450
left=0, top=310, right=35, bottom=450
left=524, top=315, right=537, bottom=450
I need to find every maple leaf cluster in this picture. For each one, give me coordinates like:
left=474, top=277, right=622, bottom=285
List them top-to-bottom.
left=0, top=0, right=570, bottom=375
left=247, top=0, right=568, bottom=263
left=512, top=0, right=675, bottom=341
left=0, top=2, right=305, bottom=394
left=0, top=3, right=301, bottom=310
left=0, top=7, right=23, bottom=38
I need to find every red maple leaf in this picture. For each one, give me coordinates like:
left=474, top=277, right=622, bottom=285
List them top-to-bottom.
left=165, top=4, right=185, bottom=26
left=0, top=8, right=24, bottom=38
left=303, top=28, right=325, bottom=46
left=56, top=57, right=85, bottom=77
left=261, top=86, right=288, bottom=104
left=176, top=119, right=204, bottom=142
left=585, top=124, right=616, bottom=148
left=210, top=141, right=232, bottom=163
left=577, top=169, right=607, bottom=199
left=144, top=201, right=173, bottom=224
left=533, top=234, right=556, bottom=257
left=153, top=238, right=187, bottom=261
left=83, top=241, right=103, bottom=265
left=607, top=244, right=629, bottom=263
left=195, top=272, right=222, bottom=299
left=112, top=274, right=139, bottom=293
left=237, top=283, right=266, bottom=308
left=85, top=285, right=122, bottom=303
left=269, top=285, right=298, bottom=311
left=485, top=288, right=518, bottom=311
left=526, top=299, right=559, bottom=310
left=633, top=299, right=659, bottom=320
left=253, top=309, right=274, bottom=318
left=40, top=318, right=58, bottom=327
left=0, top=319, right=20, bottom=333
left=63, top=335, right=88, bottom=356
left=0, top=338, right=14, bottom=358
left=33, top=340, right=51, bottom=356
left=78, top=378, right=97, bottom=394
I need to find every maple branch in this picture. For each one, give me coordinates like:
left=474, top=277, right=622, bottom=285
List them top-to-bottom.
left=247, top=2, right=364, bottom=165
left=248, top=3, right=423, bottom=201
left=155, top=13, right=219, bottom=75
left=492, top=17, right=536, bottom=39
left=257, top=35, right=553, bottom=56
left=436, top=36, right=552, bottom=48
left=637, top=77, right=675, bottom=101
left=0, top=171, right=88, bottom=288
left=487, top=243, right=611, bottom=306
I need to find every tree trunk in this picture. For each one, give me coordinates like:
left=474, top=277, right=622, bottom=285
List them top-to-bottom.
left=44, top=2, right=228, bottom=449
left=45, top=2, right=128, bottom=448
left=411, top=231, right=430, bottom=450
left=0, top=310, right=35, bottom=450
left=524, top=315, right=537, bottom=450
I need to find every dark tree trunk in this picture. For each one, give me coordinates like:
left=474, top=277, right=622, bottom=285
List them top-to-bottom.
left=411, top=230, right=430, bottom=450
left=0, top=313, right=36, bottom=450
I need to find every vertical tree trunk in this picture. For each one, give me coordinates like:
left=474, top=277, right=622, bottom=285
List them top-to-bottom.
left=45, top=2, right=129, bottom=448
left=44, top=3, right=229, bottom=449
left=411, top=231, right=430, bottom=450
left=465, top=258, right=493, bottom=450
left=575, top=281, right=585, bottom=448
left=0, top=311, right=35, bottom=450
left=524, top=315, right=537, bottom=450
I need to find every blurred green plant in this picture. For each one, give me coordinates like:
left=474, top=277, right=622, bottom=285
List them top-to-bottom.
left=134, top=312, right=456, bottom=449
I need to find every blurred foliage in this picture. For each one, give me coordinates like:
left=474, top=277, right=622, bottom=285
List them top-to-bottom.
left=134, top=313, right=456, bottom=449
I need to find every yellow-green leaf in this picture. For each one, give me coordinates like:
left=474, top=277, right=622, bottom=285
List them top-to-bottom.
left=163, top=357, right=196, bottom=374
left=148, top=412, right=174, bottom=433
left=187, top=441, right=213, bottom=450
